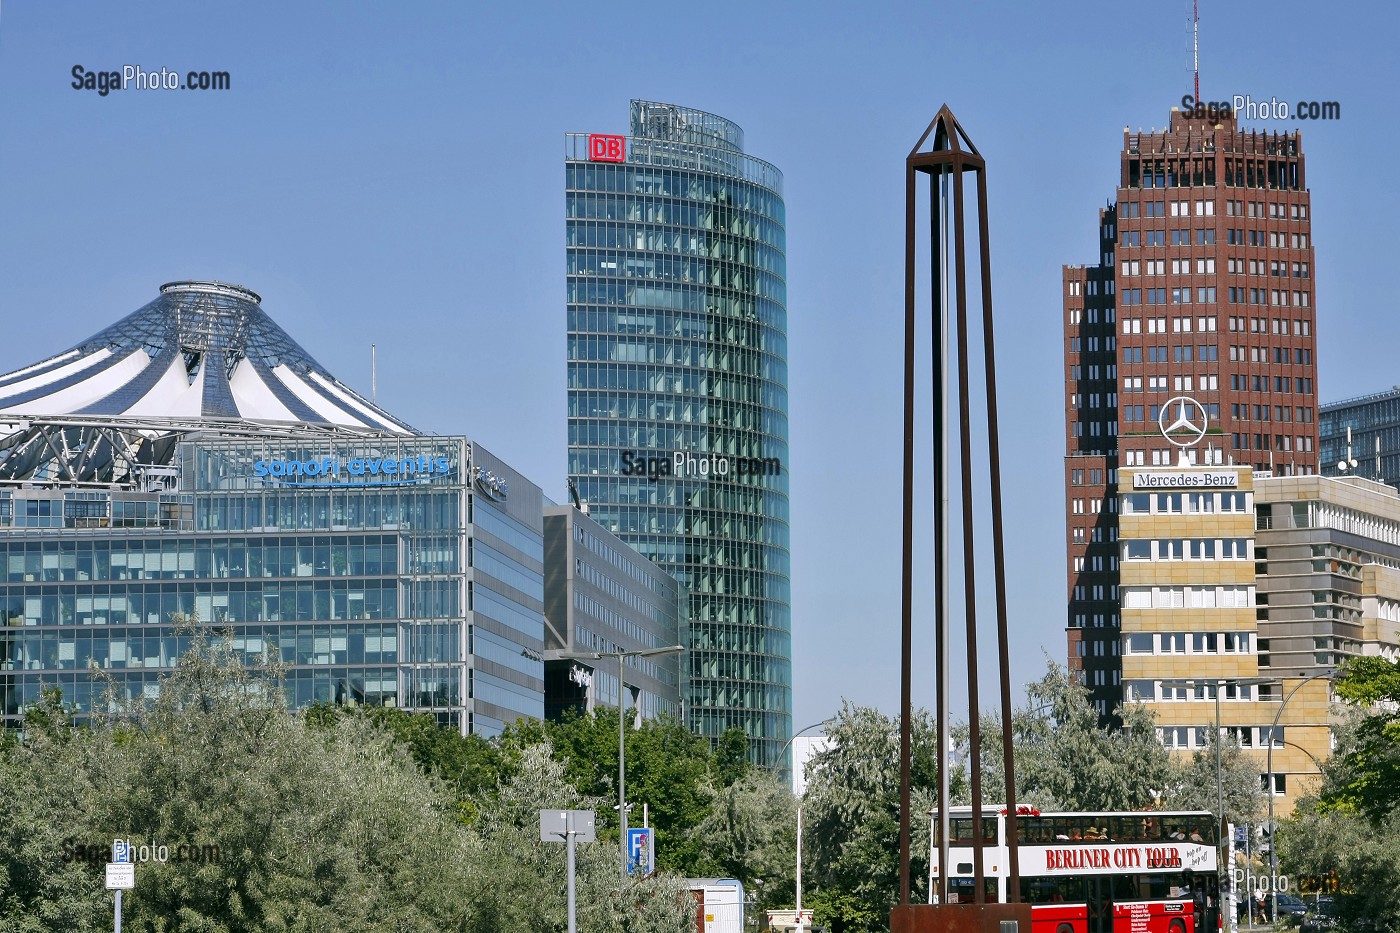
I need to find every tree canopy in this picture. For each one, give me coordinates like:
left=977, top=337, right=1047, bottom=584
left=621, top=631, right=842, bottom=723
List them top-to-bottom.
left=0, top=623, right=695, bottom=932
left=1320, top=655, right=1400, bottom=821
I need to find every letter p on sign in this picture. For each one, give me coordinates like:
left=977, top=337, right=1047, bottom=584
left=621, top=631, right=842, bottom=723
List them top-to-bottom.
left=588, top=134, right=626, bottom=162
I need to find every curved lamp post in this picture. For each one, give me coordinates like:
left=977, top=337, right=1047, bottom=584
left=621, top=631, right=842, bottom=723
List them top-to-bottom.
left=1265, top=670, right=1334, bottom=901
left=771, top=718, right=835, bottom=927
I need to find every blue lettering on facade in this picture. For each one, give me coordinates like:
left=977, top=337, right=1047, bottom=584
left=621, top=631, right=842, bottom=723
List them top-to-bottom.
left=251, top=455, right=454, bottom=487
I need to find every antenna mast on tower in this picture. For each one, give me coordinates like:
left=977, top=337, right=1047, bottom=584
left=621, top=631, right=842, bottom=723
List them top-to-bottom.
left=1193, top=0, right=1200, bottom=101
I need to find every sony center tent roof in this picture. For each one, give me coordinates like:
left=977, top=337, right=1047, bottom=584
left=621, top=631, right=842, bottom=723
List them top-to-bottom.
left=0, top=281, right=413, bottom=433
left=0, top=281, right=415, bottom=488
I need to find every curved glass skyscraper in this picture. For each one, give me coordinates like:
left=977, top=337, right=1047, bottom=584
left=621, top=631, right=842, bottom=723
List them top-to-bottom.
left=565, top=101, right=790, bottom=767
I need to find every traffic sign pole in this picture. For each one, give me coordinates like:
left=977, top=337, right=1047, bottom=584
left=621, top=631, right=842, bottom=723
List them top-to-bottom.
left=566, top=818, right=577, bottom=933
left=111, top=839, right=131, bottom=933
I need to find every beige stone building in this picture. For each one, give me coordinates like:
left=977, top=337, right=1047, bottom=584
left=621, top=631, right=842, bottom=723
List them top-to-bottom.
left=1117, top=464, right=1342, bottom=814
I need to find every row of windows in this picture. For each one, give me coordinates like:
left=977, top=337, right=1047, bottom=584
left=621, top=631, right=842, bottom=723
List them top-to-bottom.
left=1129, top=158, right=1301, bottom=190
left=564, top=163, right=784, bottom=223
left=565, top=194, right=784, bottom=252
left=1223, top=199, right=1308, bottom=220
left=1121, top=228, right=1218, bottom=247
left=567, top=244, right=785, bottom=283
left=1224, top=257, right=1311, bottom=277
left=1122, top=258, right=1224, bottom=276
left=566, top=280, right=783, bottom=323
left=1121, top=287, right=1218, bottom=305
left=1226, top=287, right=1312, bottom=307
left=567, top=307, right=786, bottom=356
left=1121, top=315, right=1219, bottom=333
left=567, top=334, right=786, bottom=383
left=1122, top=343, right=1221, bottom=362
left=567, top=359, right=787, bottom=409
left=1231, top=374, right=1315, bottom=394
left=1120, top=377, right=1222, bottom=399
left=569, top=390, right=787, bottom=437
left=1230, top=402, right=1315, bottom=422
left=1229, top=433, right=1315, bottom=452
left=1119, top=448, right=1229, bottom=467
left=570, top=470, right=789, bottom=519
left=190, top=489, right=461, bottom=535
left=1122, top=492, right=1250, bottom=515
left=0, top=494, right=190, bottom=531
left=574, top=518, right=791, bottom=575
left=575, top=523, right=670, bottom=593
left=0, top=536, right=400, bottom=583
left=1123, top=538, right=1251, bottom=561
left=576, top=558, right=671, bottom=624
left=0, top=581, right=400, bottom=627
left=572, top=589, right=671, bottom=663
left=1, top=623, right=408, bottom=673
left=1124, top=631, right=1254, bottom=653
left=1, top=666, right=404, bottom=719
left=689, top=669, right=792, bottom=707
left=1125, top=680, right=1263, bottom=702
left=689, top=708, right=791, bottom=747
left=1158, top=725, right=1284, bottom=750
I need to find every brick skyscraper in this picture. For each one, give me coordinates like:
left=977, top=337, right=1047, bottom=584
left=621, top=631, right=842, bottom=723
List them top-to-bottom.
left=1064, top=106, right=1319, bottom=715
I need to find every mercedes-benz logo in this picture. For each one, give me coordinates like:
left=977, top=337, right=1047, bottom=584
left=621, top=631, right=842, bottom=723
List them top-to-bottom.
left=1158, top=396, right=1209, bottom=448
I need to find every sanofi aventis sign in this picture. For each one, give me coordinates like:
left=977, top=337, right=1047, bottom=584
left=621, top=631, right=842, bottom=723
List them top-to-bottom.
left=252, top=454, right=453, bottom=487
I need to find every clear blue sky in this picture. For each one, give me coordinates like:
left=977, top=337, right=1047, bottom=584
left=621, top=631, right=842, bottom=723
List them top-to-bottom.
left=1, top=0, right=1395, bottom=729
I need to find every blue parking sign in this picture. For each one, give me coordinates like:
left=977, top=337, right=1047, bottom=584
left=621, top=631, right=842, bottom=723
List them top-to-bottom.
left=626, top=828, right=653, bottom=875
left=113, top=839, right=131, bottom=864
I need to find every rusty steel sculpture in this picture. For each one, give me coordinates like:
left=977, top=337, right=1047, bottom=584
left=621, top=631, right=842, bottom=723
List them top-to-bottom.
left=892, top=107, right=1030, bottom=933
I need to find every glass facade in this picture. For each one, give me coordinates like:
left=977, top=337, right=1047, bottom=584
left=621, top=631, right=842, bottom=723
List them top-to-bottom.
left=565, top=100, right=790, bottom=767
left=1321, top=389, right=1400, bottom=490
left=0, top=436, right=545, bottom=736
left=542, top=504, right=683, bottom=723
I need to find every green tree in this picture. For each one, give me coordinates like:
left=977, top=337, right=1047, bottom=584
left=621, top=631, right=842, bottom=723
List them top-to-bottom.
left=0, top=620, right=693, bottom=932
left=1320, top=655, right=1400, bottom=821
left=988, top=662, right=1175, bottom=812
left=801, top=701, right=948, bottom=932
left=501, top=709, right=731, bottom=875
left=1161, top=733, right=1265, bottom=828
left=460, top=743, right=693, bottom=933
left=686, top=768, right=797, bottom=918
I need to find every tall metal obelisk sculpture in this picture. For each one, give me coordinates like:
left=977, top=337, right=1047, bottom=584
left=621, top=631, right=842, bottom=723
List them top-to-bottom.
left=892, top=107, right=1030, bottom=932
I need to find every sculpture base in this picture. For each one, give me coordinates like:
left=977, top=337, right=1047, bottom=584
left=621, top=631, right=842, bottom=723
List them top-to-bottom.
left=891, top=903, right=1034, bottom=933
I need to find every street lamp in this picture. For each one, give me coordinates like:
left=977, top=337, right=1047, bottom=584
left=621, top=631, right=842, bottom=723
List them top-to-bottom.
left=590, top=645, right=685, bottom=880
left=1265, top=670, right=1334, bottom=904
left=1158, top=677, right=1279, bottom=845
left=771, top=718, right=835, bottom=927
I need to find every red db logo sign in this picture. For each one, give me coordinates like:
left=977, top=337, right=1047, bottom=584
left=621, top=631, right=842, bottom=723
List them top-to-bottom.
left=588, top=134, right=626, bottom=163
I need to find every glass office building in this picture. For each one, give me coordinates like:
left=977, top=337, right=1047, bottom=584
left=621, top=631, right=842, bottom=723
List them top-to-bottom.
left=565, top=101, right=791, bottom=766
left=0, top=281, right=545, bottom=734
left=1321, top=388, right=1400, bottom=489
left=542, top=503, right=684, bottom=723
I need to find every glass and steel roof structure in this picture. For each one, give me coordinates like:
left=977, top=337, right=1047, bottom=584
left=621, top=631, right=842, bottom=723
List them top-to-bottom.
left=0, top=281, right=414, bottom=488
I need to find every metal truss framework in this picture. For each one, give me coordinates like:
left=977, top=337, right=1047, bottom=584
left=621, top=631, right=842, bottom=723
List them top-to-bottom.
left=0, top=414, right=399, bottom=490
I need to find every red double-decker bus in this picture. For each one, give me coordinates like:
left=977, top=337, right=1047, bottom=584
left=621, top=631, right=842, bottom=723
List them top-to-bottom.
left=931, top=807, right=1222, bottom=933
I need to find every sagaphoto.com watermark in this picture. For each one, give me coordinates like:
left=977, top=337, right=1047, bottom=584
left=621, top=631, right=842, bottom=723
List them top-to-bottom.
left=72, top=65, right=231, bottom=97
left=1181, top=93, right=1340, bottom=121
left=63, top=836, right=222, bottom=865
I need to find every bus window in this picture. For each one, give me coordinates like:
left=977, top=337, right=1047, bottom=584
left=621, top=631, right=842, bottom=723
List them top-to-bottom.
left=1187, top=815, right=1214, bottom=845
left=1109, top=816, right=1139, bottom=842
left=946, top=817, right=999, bottom=845
left=1017, top=817, right=1053, bottom=844
left=1021, top=877, right=1084, bottom=904
left=948, top=878, right=999, bottom=904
